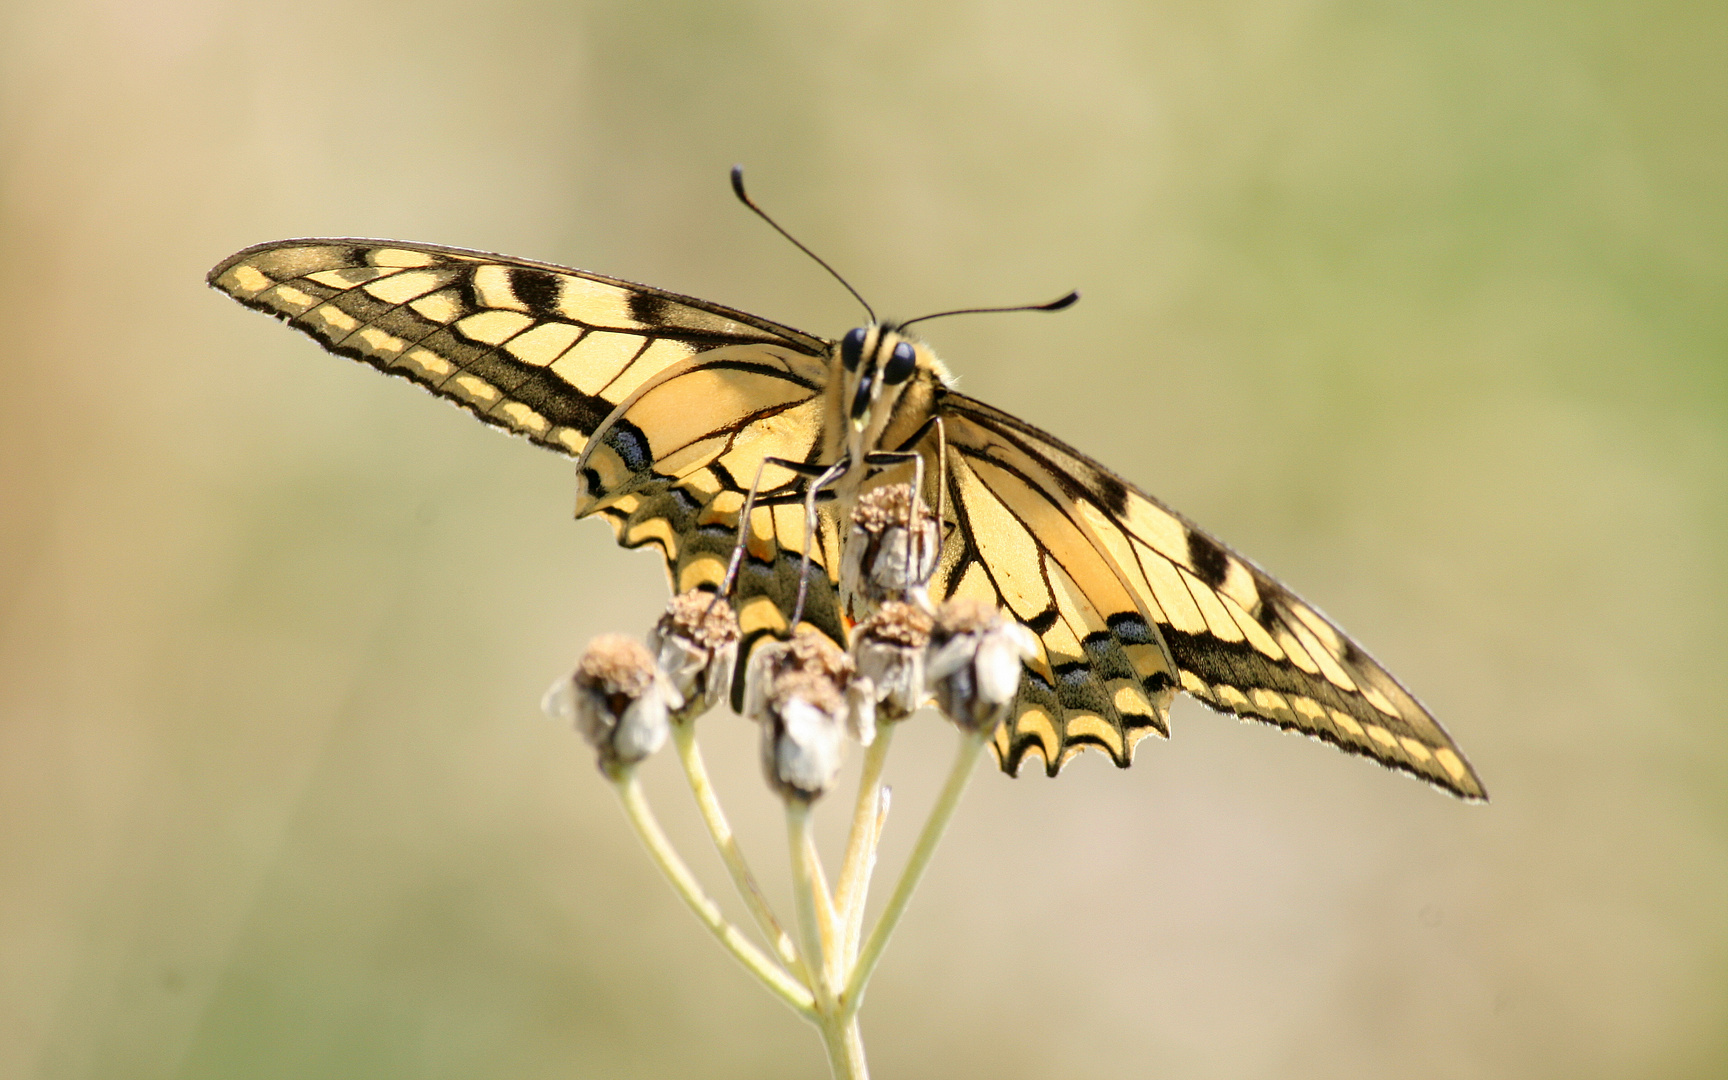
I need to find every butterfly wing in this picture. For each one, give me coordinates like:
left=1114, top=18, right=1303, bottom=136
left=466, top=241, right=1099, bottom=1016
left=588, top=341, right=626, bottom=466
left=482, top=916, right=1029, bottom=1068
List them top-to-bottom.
left=207, top=239, right=828, bottom=458
left=210, top=239, right=848, bottom=683
left=574, top=344, right=849, bottom=668
left=935, top=392, right=1485, bottom=800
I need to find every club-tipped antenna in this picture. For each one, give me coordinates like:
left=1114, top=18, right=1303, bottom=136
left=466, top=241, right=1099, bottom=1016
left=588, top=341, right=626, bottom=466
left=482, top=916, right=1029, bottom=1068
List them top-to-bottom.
left=731, top=165, right=875, bottom=324
left=899, top=289, right=1080, bottom=331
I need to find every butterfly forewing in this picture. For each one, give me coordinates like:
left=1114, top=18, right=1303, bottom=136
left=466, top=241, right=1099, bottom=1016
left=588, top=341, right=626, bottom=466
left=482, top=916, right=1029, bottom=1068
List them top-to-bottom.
left=207, top=239, right=827, bottom=457
left=209, top=239, right=848, bottom=685
left=935, top=393, right=1485, bottom=800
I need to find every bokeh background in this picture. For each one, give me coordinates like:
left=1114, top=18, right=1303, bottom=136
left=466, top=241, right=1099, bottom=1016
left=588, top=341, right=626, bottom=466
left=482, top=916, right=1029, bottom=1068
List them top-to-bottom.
left=3, top=1, right=1723, bottom=1077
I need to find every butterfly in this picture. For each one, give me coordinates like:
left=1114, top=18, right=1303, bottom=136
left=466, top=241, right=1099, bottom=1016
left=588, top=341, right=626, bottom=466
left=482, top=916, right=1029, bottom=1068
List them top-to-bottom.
left=208, top=188, right=1485, bottom=801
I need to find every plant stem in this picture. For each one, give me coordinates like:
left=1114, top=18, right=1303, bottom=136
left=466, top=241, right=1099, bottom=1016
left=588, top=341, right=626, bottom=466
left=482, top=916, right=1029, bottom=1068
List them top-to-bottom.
left=672, top=723, right=801, bottom=970
left=834, top=724, right=895, bottom=962
left=842, top=728, right=988, bottom=1016
left=612, top=771, right=814, bottom=1016
left=847, top=785, right=891, bottom=963
left=789, top=799, right=877, bottom=1079
left=786, top=803, right=838, bottom=1008
left=818, top=1012, right=869, bottom=1080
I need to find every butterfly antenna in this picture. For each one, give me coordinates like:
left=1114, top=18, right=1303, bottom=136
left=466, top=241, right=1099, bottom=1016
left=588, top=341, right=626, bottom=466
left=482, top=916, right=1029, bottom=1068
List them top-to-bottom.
left=731, top=165, right=875, bottom=324
left=899, top=290, right=1079, bottom=331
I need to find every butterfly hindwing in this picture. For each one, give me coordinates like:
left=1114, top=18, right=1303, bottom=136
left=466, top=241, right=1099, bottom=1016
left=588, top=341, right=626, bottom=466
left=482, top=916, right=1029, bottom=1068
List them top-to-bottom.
left=207, top=239, right=827, bottom=458
left=574, top=346, right=849, bottom=692
left=936, top=393, right=1485, bottom=800
left=932, top=402, right=1180, bottom=773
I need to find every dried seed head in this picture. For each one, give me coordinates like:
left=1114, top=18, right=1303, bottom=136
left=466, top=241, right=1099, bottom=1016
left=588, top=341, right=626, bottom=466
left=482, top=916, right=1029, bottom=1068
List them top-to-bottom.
left=841, top=483, right=940, bottom=619
left=649, top=590, right=741, bottom=723
left=926, top=598, right=1039, bottom=734
left=851, top=600, right=934, bottom=725
left=770, top=624, right=857, bottom=692
left=745, top=627, right=857, bottom=802
left=544, top=634, right=682, bottom=775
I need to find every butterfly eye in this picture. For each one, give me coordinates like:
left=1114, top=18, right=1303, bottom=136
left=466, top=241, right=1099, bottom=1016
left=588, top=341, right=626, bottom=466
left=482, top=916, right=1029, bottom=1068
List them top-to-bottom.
left=841, top=327, right=867, bottom=370
left=883, top=341, right=917, bottom=384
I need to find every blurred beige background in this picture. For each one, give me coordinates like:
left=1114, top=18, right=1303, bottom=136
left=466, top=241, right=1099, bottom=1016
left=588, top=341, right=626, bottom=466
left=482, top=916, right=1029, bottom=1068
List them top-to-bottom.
left=3, top=1, right=1723, bottom=1077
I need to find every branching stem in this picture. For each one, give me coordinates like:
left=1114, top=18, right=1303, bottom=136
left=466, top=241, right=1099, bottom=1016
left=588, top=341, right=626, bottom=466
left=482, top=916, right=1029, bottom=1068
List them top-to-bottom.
left=613, top=714, right=988, bottom=1079
left=672, top=723, right=801, bottom=970
left=835, top=724, right=896, bottom=958
left=842, top=728, right=988, bottom=1016
left=611, top=771, right=815, bottom=1016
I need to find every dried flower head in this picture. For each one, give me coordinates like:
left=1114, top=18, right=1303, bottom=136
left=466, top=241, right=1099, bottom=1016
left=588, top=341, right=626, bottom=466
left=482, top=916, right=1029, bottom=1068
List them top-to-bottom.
left=841, top=483, right=940, bottom=619
left=649, top=589, right=742, bottom=723
left=926, top=597, right=1039, bottom=734
left=851, top=600, right=934, bottom=726
left=745, top=627, right=858, bottom=802
left=544, top=634, right=683, bottom=775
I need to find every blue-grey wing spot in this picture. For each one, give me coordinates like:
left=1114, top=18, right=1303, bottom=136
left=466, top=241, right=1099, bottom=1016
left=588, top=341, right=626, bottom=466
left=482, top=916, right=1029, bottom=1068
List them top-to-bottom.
left=602, top=419, right=654, bottom=473
left=1107, top=611, right=1155, bottom=645
left=1081, top=631, right=1137, bottom=681
left=1055, top=663, right=1093, bottom=691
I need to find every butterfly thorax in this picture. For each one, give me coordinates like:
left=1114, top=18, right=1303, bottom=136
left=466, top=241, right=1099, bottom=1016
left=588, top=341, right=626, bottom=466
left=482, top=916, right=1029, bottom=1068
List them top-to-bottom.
left=822, top=324, right=949, bottom=508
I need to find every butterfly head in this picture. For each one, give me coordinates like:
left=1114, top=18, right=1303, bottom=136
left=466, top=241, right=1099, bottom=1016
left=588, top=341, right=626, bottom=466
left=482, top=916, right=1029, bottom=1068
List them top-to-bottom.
left=835, top=324, right=941, bottom=441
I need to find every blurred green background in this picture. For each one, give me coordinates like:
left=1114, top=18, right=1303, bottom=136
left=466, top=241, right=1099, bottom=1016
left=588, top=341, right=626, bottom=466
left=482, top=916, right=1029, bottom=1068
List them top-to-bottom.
left=2, top=1, right=1723, bottom=1077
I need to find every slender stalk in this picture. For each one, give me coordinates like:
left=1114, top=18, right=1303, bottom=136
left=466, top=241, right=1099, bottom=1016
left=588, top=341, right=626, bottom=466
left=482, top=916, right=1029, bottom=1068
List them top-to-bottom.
left=672, top=723, right=801, bottom=969
left=834, top=724, right=895, bottom=959
left=842, top=729, right=988, bottom=1016
left=612, top=771, right=815, bottom=1016
left=845, top=785, right=891, bottom=963
left=786, top=802, right=837, bottom=1009
left=808, top=833, right=841, bottom=963
left=818, top=1012, right=869, bottom=1080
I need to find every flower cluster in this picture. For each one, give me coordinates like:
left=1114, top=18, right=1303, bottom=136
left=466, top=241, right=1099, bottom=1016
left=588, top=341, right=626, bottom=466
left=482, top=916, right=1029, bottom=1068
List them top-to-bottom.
left=540, top=480, right=1047, bottom=1078
left=545, top=483, right=1037, bottom=798
left=649, top=589, right=741, bottom=724
left=927, top=596, right=1040, bottom=733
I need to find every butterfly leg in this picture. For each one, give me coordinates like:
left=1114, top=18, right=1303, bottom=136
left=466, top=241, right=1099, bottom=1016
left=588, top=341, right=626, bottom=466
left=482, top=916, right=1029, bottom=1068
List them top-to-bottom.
left=876, top=410, right=949, bottom=532
left=717, top=455, right=840, bottom=617
left=789, top=460, right=850, bottom=629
